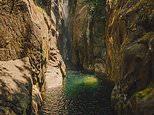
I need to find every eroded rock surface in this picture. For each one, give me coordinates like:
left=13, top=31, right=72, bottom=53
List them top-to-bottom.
left=0, top=0, right=66, bottom=114
left=105, top=0, right=154, bottom=114
left=0, top=58, right=32, bottom=115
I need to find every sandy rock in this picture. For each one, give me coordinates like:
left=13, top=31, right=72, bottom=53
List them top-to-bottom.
left=0, top=58, right=32, bottom=115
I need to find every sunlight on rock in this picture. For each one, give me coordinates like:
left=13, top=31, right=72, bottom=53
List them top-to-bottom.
left=135, top=88, right=154, bottom=101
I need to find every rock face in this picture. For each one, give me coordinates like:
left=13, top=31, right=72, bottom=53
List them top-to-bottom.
left=0, top=0, right=66, bottom=114
left=68, top=0, right=106, bottom=74
left=105, top=0, right=154, bottom=114
left=0, top=58, right=32, bottom=115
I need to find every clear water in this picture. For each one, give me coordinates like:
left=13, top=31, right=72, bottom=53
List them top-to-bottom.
left=41, top=71, right=114, bottom=115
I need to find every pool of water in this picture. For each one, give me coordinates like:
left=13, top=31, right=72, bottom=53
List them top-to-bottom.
left=41, top=71, right=114, bottom=115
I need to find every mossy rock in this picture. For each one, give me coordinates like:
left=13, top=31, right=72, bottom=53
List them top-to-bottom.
left=134, top=87, right=154, bottom=102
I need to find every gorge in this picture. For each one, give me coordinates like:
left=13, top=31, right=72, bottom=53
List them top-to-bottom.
left=0, top=0, right=154, bottom=115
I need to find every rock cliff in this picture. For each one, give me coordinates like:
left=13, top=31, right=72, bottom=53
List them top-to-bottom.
left=0, top=0, right=66, bottom=114
left=0, top=0, right=153, bottom=114
left=68, top=0, right=106, bottom=75
left=68, top=0, right=154, bottom=114
left=105, top=0, right=154, bottom=114
left=0, top=58, right=32, bottom=115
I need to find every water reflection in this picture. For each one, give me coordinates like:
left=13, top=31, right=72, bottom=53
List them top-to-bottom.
left=41, top=71, right=114, bottom=115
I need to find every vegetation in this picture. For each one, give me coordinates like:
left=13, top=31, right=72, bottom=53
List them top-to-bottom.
left=80, top=0, right=105, bottom=6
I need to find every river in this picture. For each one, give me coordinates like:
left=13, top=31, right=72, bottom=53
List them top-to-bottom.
left=41, top=70, right=114, bottom=115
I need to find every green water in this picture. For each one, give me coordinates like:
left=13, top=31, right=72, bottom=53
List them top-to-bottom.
left=41, top=71, right=114, bottom=115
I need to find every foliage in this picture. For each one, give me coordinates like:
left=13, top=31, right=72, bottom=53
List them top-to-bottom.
left=80, top=0, right=105, bottom=6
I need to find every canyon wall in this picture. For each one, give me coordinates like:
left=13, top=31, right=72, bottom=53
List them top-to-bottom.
left=0, top=0, right=65, bottom=114
left=0, top=0, right=153, bottom=114
left=68, top=0, right=106, bottom=75
left=68, top=0, right=154, bottom=114
left=106, top=0, right=154, bottom=114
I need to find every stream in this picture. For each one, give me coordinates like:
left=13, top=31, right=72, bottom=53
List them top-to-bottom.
left=41, top=70, right=114, bottom=115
